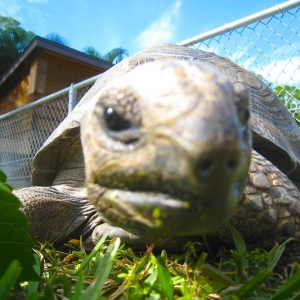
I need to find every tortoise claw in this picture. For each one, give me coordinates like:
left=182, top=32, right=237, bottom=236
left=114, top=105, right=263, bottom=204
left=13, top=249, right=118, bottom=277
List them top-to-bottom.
left=90, top=223, right=196, bottom=251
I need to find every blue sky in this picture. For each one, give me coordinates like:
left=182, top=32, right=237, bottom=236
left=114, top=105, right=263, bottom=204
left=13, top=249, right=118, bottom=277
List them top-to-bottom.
left=0, top=0, right=284, bottom=56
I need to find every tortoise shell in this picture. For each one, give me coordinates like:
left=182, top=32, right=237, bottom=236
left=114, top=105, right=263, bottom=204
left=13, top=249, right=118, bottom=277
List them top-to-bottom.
left=32, top=44, right=300, bottom=186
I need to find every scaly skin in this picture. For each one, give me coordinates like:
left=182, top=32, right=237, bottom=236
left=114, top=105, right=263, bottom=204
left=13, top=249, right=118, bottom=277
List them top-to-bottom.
left=15, top=45, right=300, bottom=263
left=82, top=60, right=251, bottom=237
left=16, top=149, right=300, bottom=256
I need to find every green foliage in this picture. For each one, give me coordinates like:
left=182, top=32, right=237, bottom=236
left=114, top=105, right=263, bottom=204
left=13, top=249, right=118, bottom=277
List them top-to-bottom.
left=0, top=14, right=127, bottom=79
left=0, top=16, right=35, bottom=76
left=45, top=32, right=70, bottom=46
left=84, top=45, right=129, bottom=63
left=251, top=72, right=300, bottom=126
left=274, top=85, right=300, bottom=126
left=274, top=85, right=300, bottom=103
left=1, top=169, right=300, bottom=298
left=0, top=170, right=41, bottom=284
left=11, top=234, right=297, bottom=299
left=0, top=260, right=22, bottom=300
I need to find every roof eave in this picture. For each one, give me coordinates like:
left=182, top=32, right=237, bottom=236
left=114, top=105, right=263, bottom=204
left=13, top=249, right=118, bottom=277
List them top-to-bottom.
left=0, top=36, right=113, bottom=86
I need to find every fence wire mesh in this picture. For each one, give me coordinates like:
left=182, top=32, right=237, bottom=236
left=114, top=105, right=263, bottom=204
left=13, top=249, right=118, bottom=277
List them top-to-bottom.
left=0, top=2, right=299, bottom=188
left=185, top=5, right=300, bottom=124
left=77, top=84, right=94, bottom=101
left=0, top=95, right=69, bottom=187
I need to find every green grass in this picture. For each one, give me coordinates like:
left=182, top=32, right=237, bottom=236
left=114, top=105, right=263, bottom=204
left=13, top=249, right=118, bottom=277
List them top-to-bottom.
left=1, top=169, right=300, bottom=299
left=6, top=231, right=300, bottom=300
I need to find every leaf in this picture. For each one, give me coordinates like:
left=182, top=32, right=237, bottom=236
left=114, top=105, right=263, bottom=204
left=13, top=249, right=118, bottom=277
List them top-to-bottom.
left=45, top=32, right=69, bottom=46
left=84, top=46, right=128, bottom=63
left=0, top=170, right=7, bottom=183
left=0, top=174, right=41, bottom=282
left=227, top=222, right=248, bottom=270
left=227, top=222, right=246, bottom=252
left=77, top=230, right=108, bottom=272
left=82, top=237, right=121, bottom=300
left=266, top=242, right=285, bottom=270
left=195, top=252, right=208, bottom=272
left=27, top=253, right=41, bottom=293
left=156, top=256, right=174, bottom=300
left=0, top=260, right=22, bottom=300
left=201, top=263, right=236, bottom=286
left=231, top=268, right=272, bottom=298
left=269, top=268, right=300, bottom=300
left=74, top=271, right=85, bottom=300
left=62, top=272, right=71, bottom=298
left=42, top=283, right=55, bottom=298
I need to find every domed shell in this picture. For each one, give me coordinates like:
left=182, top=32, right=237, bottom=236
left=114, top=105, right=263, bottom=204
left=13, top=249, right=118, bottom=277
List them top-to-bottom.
left=32, top=44, right=300, bottom=186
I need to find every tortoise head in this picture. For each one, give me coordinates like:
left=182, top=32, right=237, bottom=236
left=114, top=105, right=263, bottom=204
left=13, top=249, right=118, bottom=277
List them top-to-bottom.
left=81, top=59, right=251, bottom=236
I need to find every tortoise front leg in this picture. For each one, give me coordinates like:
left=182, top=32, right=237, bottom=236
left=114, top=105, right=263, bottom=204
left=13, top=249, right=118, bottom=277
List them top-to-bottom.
left=15, top=185, right=101, bottom=247
left=89, top=223, right=194, bottom=251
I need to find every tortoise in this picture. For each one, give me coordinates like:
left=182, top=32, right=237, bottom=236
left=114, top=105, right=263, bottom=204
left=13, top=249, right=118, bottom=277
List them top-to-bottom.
left=16, top=44, right=300, bottom=260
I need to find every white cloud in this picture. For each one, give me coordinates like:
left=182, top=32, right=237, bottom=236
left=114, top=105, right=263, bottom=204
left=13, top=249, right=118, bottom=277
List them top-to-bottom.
left=0, top=0, right=22, bottom=18
left=0, top=0, right=47, bottom=24
left=136, top=0, right=181, bottom=49
left=213, top=46, right=300, bottom=86
left=239, top=56, right=300, bottom=86
left=258, top=57, right=300, bottom=85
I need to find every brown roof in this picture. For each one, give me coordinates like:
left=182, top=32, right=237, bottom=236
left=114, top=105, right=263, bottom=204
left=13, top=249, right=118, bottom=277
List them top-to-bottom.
left=0, top=36, right=113, bottom=94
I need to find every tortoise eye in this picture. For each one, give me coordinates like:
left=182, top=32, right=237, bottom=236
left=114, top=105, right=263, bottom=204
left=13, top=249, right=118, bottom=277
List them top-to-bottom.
left=104, top=107, right=132, bottom=131
left=242, top=108, right=250, bottom=125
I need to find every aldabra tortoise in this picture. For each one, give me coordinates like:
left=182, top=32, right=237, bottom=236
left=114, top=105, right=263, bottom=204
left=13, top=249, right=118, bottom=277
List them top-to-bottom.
left=16, top=44, right=300, bottom=260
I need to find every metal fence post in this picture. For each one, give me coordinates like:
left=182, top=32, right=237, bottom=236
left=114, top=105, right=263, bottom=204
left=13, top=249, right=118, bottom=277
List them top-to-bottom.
left=0, top=2, right=299, bottom=188
left=68, top=83, right=77, bottom=114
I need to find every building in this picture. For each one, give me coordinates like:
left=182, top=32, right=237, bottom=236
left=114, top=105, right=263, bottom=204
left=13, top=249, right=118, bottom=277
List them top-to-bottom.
left=0, top=36, right=113, bottom=114
left=0, top=36, right=113, bottom=187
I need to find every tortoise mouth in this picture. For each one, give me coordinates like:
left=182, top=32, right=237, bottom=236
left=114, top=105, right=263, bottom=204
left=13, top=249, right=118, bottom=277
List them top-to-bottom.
left=86, top=180, right=243, bottom=236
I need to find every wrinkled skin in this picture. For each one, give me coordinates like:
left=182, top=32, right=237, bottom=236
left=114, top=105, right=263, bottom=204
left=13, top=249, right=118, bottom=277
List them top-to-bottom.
left=16, top=47, right=300, bottom=263
left=82, top=60, right=251, bottom=237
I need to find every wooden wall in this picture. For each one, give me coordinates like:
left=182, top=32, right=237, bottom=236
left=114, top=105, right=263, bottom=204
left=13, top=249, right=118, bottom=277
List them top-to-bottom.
left=0, top=51, right=104, bottom=114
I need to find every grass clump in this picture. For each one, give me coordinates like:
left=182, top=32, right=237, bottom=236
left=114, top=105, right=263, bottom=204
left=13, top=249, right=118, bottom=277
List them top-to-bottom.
left=1, top=169, right=300, bottom=299
left=7, top=232, right=300, bottom=299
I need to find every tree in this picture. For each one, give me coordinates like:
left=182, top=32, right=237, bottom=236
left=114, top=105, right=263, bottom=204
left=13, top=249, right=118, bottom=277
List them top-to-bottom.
left=0, top=16, right=35, bottom=76
left=45, top=32, right=70, bottom=46
left=84, top=46, right=128, bottom=64
left=252, top=72, right=300, bottom=126
left=273, top=84, right=300, bottom=103
left=274, top=85, right=300, bottom=126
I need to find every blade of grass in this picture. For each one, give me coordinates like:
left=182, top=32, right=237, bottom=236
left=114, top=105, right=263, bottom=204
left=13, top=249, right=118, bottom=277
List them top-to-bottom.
left=227, top=222, right=249, bottom=272
left=226, top=223, right=246, bottom=253
left=77, top=231, right=108, bottom=272
left=81, top=237, right=121, bottom=300
left=266, top=243, right=285, bottom=270
left=195, top=252, right=208, bottom=272
left=27, top=253, right=41, bottom=294
left=156, top=256, right=174, bottom=300
left=0, top=260, right=22, bottom=300
left=201, top=263, right=236, bottom=286
left=231, top=268, right=272, bottom=298
left=144, top=269, right=158, bottom=285
left=269, top=269, right=300, bottom=300
left=74, top=270, right=85, bottom=300
left=62, top=272, right=71, bottom=299
left=42, top=282, right=55, bottom=298
left=25, top=291, right=48, bottom=300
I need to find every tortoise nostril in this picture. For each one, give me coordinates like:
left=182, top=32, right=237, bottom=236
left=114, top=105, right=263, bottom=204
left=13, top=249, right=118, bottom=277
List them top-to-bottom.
left=196, top=154, right=239, bottom=180
left=198, top=158, right=214, bottom=177
left=227, top=158, right=237, bottom=171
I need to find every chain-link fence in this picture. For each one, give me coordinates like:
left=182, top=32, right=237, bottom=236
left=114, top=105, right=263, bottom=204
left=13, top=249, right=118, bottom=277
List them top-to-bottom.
left=0, top=0, right=299, bottom=188
left=179, top=0, right=300, bottom=124
left=0, top=79, right=97, bottom=188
